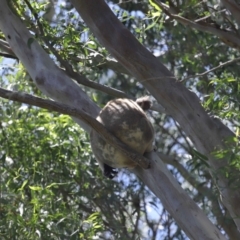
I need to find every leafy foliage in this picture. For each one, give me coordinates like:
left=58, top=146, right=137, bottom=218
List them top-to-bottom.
left=0, top=0, right=240, bottom=239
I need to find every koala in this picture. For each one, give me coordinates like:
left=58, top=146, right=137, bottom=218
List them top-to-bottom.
left=90, top=96, right=154, bottom=179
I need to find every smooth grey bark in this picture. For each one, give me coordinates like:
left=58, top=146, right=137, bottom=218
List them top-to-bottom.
left=0, top=0, right=229, bottom=239
left=70, top=0, right=240, bottom=231
left=0, top=2, right=99, bottom=133
left=134, top=152, right=226, bottom=240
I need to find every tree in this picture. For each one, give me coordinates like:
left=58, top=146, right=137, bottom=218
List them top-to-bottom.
left=0, top=0, right=239, bottom=239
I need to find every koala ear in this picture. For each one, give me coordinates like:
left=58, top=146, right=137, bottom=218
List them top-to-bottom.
left=135, top=96, right=152, bottom=111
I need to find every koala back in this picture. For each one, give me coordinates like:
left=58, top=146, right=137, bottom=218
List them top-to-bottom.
left=90, top=98, right=154, bottom=171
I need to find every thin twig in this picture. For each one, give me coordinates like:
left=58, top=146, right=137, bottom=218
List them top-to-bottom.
left=180, top=57, right=240, bottom=82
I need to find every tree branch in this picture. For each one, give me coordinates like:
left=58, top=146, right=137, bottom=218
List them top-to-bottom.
left=70, top=0, right=240, bottom=231
left=155, top=0, right=240, bottom=50
left=0, top=39, right=15, bottom=55
left=0, top=52, right=18, bottom=60
left=180, top=57, right=240, bottom=82
left=0, top=87, right=150, bottom=169
left=133, top=152, right=227, bottom=240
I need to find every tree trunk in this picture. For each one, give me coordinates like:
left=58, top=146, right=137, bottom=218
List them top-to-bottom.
left=0, top=0, right=233, bottom=238
left=70, top=0, right=240, bottom=230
